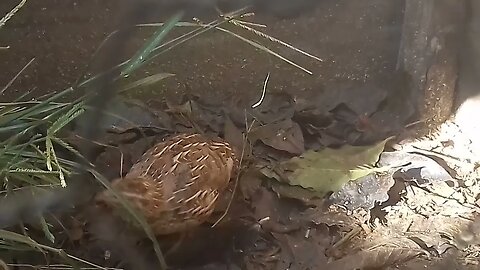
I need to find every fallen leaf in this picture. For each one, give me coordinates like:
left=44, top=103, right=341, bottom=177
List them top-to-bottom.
left=307, top=83, right=388, bottom=116
left=251, top=92, right=295, bottom=123
left=165, top=99, right=192, bottom=114
left=190, top=100, right=225, bottom=133
left=329, top=103, right=360, bottom=125
left=293, top=110, right=332, bottom=134
left=224, top=115, right=245, bottom=156
left=250, top=119, right=305, bottom=154
left=317, top=132, right=348, bottom=147
left=280, top=138, right=390, bottom=195
left=258, top=166, right=281, bottom=181
left=239, top=168, right=263, bottom=201
left=270, top=181, right=319, bottom=205
left=327, top=247, right=422, bottom=270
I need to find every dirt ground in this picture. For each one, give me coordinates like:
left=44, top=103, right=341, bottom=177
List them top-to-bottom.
left=1, top=0, right=405, bottom=107
left=1, top=1, right=480, bottom=270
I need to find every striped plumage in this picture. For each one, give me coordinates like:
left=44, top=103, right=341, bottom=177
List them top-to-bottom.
left=95, top=133, right=238, bottom=235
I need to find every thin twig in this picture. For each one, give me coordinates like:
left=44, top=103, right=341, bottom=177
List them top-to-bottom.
left=0, top=0, right=28, bottom=28
left=231, top=19, right=323, bottom=62
left=232, top=19, right=266, bottom=28
left=215, top=26, right=313, bottom=74
left=1, top=58, right=35, bottom=95
left=251, top=72, right=270, bottom=108
left=71, top=134, right=118, bottom=148
left=120, top=150, right=124, bottom=179
left=25, top=242, right=109, bottom=270
left=7, top=264, right=122, bottom=270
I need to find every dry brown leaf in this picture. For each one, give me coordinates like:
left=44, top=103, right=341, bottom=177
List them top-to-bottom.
left=224, top=115, right=245, bottom=156
left=250, top=119, right=305, bottom=154
left=328, top=247, right=422, bottom=270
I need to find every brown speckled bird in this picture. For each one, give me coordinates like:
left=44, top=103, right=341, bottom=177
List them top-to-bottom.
left=95, top=133, right=238, bottom=235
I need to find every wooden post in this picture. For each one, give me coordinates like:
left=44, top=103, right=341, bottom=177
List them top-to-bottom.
left=398, top=0, right=466, bottom=131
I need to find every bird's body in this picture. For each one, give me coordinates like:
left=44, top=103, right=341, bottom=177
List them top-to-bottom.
left=95, top=133, right=238, bottom=235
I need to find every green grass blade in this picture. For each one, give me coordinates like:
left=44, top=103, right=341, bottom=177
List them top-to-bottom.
left=121, top=12, right=183, bottom=77
left=0, top=87, right=74, bottom=126
left=47, top=102, right=85, bottom=136
left=1, top=134, right=42, bottom=171
left=52, top=137, right=93, bottom=167
left=39, top=216, right=55, bottom=243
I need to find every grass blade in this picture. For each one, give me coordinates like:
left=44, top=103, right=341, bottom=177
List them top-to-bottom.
left=121, top=12, right=183, bottom=77
left=231, top=19, right=323, bottom=62
left=216, top=26, right=313, bottom=74
left=119, top=73, right=175, bottom=94
left=0, top=87, right=74, bottom=127
left=47, top=102, right=85, bottom=136
left=88, top=169, right=167, bottom=269
left=39, top=216, right=55, bottom=243
left=0, top=229, right=41, bottom=251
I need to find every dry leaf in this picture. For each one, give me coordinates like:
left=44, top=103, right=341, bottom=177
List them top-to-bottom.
left=224, top=115, right=245, bottom=156
left=250, top=119, right=305, bottom=154
left=279, top=138, right=390, bottom=196
left=328, top=247, right=422, bottom=270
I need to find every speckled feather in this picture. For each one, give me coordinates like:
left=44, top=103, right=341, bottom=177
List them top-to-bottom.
left=96, top=133, right=238, bottom=235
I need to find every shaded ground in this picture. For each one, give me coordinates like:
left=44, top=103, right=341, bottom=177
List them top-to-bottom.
left=1, top=0, right=405, bottom=106
left=2, top=1, right=480, bottom=270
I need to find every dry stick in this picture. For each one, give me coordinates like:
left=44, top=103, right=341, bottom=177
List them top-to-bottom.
left=0, top=0, right=28, bottom=28
left=148, top=7, right=250, bottom=58
left=192, top=10, right=314, bottom=74
left=231, top=19, right=323, bottom=62
left=233, top=19, right=266, bottom=28
left=215, top=26, right=313, bottom=75
left=1, top=58, right=35, bottom=95
left=251, top=72, right=270, bottom=108
left=72, top=134, right=118, bottom=148
left=120, top=151, right=124, bottom=179
left=330, top=226, right=362, bottom=250
left=7, top=264, right=121, bottom=270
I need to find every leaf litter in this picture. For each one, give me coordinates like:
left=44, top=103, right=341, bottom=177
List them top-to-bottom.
left=5, top=80, right=480, bottom=270
left=50, top=84, right=480, bottom=270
